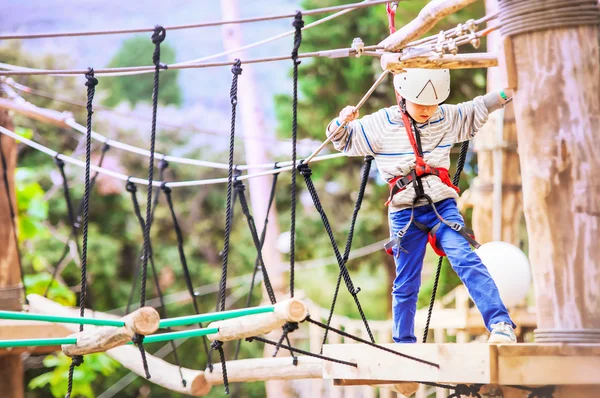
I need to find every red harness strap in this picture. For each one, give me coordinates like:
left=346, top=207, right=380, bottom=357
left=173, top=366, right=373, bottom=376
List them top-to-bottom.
left=386, top=2, right=397, bottom=35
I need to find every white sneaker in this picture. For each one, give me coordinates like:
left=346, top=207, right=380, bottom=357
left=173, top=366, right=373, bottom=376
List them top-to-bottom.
left=488, top=322, right=517, bottom=343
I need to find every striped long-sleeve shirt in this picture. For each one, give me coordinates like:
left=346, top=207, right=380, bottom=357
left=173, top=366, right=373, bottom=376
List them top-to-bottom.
left=327, top=92, right=503, bottom=212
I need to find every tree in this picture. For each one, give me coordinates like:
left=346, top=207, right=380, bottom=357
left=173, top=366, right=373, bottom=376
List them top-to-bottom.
left=101, top=36, right=182, bottom=108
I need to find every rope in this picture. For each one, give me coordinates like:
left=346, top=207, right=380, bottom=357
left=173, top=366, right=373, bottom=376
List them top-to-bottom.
left=0, top=0, right=392, bottom=40
left=498, top=0, right=600, bottom=38
left=289, top=11, right=304, bottom=298
left=0, top=46, right=380, bottom=77
left=218, top=60, right=243, bottom=314
left=65, top=67, right=97, bottom=398
left=0, top=122, right=345, bottom=187
left=0, top=131, right=27, bottom=305
left=422, top=140, right=470, bottom=343
left=44, top=144, right=109, bottom=297
left=321, top=156, right=373, bottom=349
left=298, top=163, right=375, bottom=343
left=233, top=170, right=279, bottom=360
left=124, top=180, right=186, bottom=386
left=234, top=181, right=277, bottom=305
left=161, top=182, right=213, bottom=363
left=306, top=317, right=439, bottom=368
left=246, top=336, right=357, bottom=368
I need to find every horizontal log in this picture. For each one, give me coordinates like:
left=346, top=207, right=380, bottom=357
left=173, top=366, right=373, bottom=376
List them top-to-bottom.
left=379, top=0, right=479, bottom=52
left=381, top=52, right=498, bottom=71
left=0, top=97, right=71, bottom=129
left=207, top=298, right=308, bottom=342
left=62, top=306, right=160, bottom=356
left=204, top=356, right=322, bottom=385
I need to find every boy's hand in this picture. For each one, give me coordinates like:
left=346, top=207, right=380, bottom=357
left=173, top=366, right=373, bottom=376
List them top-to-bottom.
left=339, top=106, right=359, bottom=123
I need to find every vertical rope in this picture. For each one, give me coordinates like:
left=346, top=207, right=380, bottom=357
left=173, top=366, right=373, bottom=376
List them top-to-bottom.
left=289, top=11, right=304, bottom=298
left=218, top=60, right=242, bottom=313
left=65, top=67, right=97, bottom=398
left=0, top=135, right=27, bottom=304
left=422, top=140, right=470, bottom=343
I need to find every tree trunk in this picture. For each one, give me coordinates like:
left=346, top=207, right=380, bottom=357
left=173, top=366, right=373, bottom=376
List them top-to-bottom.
left=471, top=0, right=523, bottom=246
left=218, top=2, right=290, bottom=398
left=510, top=23, right=600, bottom=334
left=0, top=107, right=24, bottom=397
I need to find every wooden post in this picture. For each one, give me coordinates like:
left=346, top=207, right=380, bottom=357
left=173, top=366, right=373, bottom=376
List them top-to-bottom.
left=469, top=0, right=523, bottom=246
left=498, top=2, right=600, bottom=395
left=0, top=105, right=24, bottom=397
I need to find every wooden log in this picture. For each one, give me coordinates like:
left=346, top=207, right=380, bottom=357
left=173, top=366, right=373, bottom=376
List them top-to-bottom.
left=379, top=0, right=479, bottom=52
left=509, top=22, right=600, bottom=344
left=381, top=52, right=498, bottom=72
left=0, top=97, right=71, bottom=129
left=0, top=101, right=23, bottom=398
left=26, top=294, right=209, bottom=396
left=206, top=298, right=307, bottom=342
left=62, top=306, right=159, bottom=356
left=204, top=356, right=322, bottom=385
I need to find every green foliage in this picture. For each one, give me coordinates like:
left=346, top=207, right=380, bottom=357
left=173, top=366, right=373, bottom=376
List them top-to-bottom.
left=100, top=36, right=182, bottom=108
left=15, top=168, right=50, bottom=241
left=24, top=272, right=76, bottom=306
left=29, top=352, right=119, bottom=398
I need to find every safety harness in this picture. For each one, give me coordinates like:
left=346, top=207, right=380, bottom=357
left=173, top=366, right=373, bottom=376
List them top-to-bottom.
left=384, top=100, right=480, bottom=257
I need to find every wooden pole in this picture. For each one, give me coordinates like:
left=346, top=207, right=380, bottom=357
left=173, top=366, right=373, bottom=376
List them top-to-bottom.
left=469, top=0, right=523, bottom=247
left=218, top=2, right=290, bottom=397
left=499, top=5, right=600, bottom=397
left=0, top=104, right=24, bottom=397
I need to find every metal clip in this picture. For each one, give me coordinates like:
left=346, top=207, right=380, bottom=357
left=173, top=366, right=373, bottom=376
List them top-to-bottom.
left=435, top=30, right=446, bottom=56
left=351, top=37, right=364, bottom=58
left=447, top=38, right=458, bottom=55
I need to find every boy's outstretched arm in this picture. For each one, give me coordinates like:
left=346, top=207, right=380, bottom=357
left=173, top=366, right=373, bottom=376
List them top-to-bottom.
left=446, top=90, right=512, bottom=143
left=325, top=106, right=384, bottom=157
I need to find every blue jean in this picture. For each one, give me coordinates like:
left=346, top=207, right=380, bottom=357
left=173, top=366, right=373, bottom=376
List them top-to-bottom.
left=389, top=198, right=515, bottom=343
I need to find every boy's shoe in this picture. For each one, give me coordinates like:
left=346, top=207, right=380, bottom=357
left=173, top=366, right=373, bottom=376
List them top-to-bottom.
left=488, top=322, right=517, bottom=343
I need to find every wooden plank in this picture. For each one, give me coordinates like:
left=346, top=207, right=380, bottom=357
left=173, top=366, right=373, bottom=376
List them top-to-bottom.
left=381, top=52, right=498, bottom=72
left=0, top=319, right=72, bottom=340
left=323, top=343, right=492, bottom=384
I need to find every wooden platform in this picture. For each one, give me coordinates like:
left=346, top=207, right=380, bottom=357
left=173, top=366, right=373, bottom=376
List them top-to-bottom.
left=0, top=319, right=72, bottom=355
left=323, top=343, right=600, bottom=386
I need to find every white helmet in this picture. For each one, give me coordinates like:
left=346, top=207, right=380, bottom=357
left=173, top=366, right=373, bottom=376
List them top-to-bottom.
left=393, top=68, right=451, bottom=106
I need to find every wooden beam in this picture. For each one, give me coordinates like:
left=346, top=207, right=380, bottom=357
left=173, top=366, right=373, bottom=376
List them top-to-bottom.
left=379, top=0, right=479, bottom=52
left=381, top=52, right=498, bottom=72
left=0, top=97, right=71, bottom=129
left=26, top=295, right=209, bottom=395
left=206, top=298, right=307, bottom=342
left=62, top=306, right=159, bottom=356
left=0, top=319, right=72, bottom=355
left=323, top=343, right=600, bottom=386
left=204, top=356, right=322, bottom=385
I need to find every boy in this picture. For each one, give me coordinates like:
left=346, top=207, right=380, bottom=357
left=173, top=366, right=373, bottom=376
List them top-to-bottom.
left=326, top=68, right=516, bottom=344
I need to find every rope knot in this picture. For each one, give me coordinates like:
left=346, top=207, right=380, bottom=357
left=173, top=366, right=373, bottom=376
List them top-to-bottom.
left=292, top=11, right=305, bottom=30
left=151, top=25, right=166, bottom=45
left=231, top=59, right=243, bottom=76
left=84, top=68, right=98, bottom=88
left=101, top=142, right=110, bottom=153
left=53, top=156, right=65, bottom=168
left=158, top=158, right=169, bottom=170
left=298, top=163, right=312, bottom=177
left=126, top=179, right=137, bottom=193
left=160, top=181, right=171, bottom=194
left=282, top=321, right=299, bottom=334
left=131, top=333, right=145, bottom=346
left=211, top=340, right=223, bottom=351
left=72, top=355, right=84, bottom=367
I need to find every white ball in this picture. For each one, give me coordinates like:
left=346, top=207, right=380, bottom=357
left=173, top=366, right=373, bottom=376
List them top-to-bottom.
left=276, top=231, right=291, bottom=254
left=475, top=241, right=532, bottom=308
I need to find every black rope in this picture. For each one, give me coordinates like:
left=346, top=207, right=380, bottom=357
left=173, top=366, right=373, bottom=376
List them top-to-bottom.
left=289, top=11, right=304, bottom=298
left=218, top=59, right=242, bottom=313
left=65, top=67, right=97, bottom=398
left=0, top=133, right=27, bottom=304
left=422, top=140, right=469, bottom=343
left=44, top=144, right=110, bottom=298
left=321, top=156, right=373, bottom=349
left=125, top=159, right=167, bottom=314
left=298, top=162, right=375, bottom=343
left=233, top=170, right=279, bottom=360
left=125, top=180, right=186, bottom=386
left=234, top=180, right=277, bottom=304
left=161, top=182, right=212, bottom=367
left=306, top=317, right=439, bottom=368
left=271, top=321, right=299, bottom=358
left=246, top=336, right=357, bottom=368
left=211, top=341, right=229, bottom=395
left=526, top=386, right=555, bottom=398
